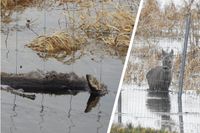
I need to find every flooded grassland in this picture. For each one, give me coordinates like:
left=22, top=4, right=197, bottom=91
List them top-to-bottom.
left=1, top=0, right=139, bottom=133
left=112, top=0, right=200, bottom=132
left=113, top=36, right=200, bottom=133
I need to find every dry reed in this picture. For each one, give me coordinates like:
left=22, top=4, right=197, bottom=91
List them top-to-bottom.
left=1, top=0, right=48, bottom=23
left=2, top=0, right=137, bottom=57
left=137, top=0, right=200, bottom=39
left=79, top=7, right=135, bottom=53
left=26, top=32, right=86, bottom=54
left=174, top=45, right=200, bottom=90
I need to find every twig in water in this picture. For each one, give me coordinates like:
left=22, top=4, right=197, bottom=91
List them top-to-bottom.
left=1, top=86, right=36, bottom=100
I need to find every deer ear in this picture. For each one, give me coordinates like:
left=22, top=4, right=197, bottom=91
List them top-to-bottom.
left=162, top=49, right=167, bottom=56
left=170, top=49, right=174, bottom=56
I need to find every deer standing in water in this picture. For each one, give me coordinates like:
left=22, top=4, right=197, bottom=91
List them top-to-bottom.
left=146, top=49, right=174, bottom=91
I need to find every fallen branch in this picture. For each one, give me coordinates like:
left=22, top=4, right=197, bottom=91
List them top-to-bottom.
left=1, top=86, right=36, bottom=100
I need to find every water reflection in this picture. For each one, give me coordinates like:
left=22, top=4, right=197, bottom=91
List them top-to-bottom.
left=2, top=86, right=103, bottom=114
left=2, top=88, right=105, bottom=133
left=146, top=91, right=174, bottom=132
left=10, top=94, right=18, bottom=133
left=39, top=94, right=45, bottom=131
left=85, top=94, right=101, bottom=113
left=67, top=95, right=75, bottom=133
left=178, top=96, right=184, bottom=133
left=96, top=103, right=103, bottom=133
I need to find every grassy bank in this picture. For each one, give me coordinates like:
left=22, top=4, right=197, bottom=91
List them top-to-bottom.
left=111, top=124, right=176, bottom=133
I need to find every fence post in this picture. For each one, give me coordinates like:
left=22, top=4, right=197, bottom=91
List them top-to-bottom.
left=178, top=10, right=192, bottom=133
left=178, top=12, right=191, bottom=99
left=118, top=92, right=122, bottom=123
left=178, top=97, right=184, bottom=133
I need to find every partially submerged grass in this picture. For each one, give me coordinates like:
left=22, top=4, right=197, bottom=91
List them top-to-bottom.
left=1, top=0, right=47, bottom=23
left=2, top=0, right=138, bottom=57
left=61, top=0, right=137, bottom=56
left=79, top=8, right=135, bottom=53
left=24, top=32, right=86, bottom=65
left=26, top=32, right=86, bottom=54
left=174, top=45, right=200, bottom=91
left=111, top=124, right=176, bottom=133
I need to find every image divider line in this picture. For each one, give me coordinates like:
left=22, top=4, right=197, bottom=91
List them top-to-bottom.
left=106, top=0, right=144, bottom=132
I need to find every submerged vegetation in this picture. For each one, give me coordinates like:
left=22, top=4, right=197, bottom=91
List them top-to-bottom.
left=1, top=0, right=138, bottom=61
left=1, top=0, right=47, bottom=23
left=79, top=8, right=135, bottom=52
left=26, top=32, right=86, bottom=54
left=111, top=124, right=176, bottom=133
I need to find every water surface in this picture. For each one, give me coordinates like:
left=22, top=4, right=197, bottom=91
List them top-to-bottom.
left=1, top=2, right=125, bottom=133
left=115, top=85, right=200, bottom=133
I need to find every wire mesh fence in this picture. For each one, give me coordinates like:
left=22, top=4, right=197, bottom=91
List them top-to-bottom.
left=115, top=0, right=200, bottom=133
left=116, top=30, right=200, bottom=132
left=116, top=87, right=200, bottom=132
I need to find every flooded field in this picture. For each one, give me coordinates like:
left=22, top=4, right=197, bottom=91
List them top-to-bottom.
left=1, top=0, right=139, bottom=133
left=110, top=0, right=200, bottom=132
left=1, top=31, right=123, bottom=133
left=1, top=37, right=123, bottom=133
left=112, top=37, right=200, bottom=133
left=1, top=69, right=121, bottom=133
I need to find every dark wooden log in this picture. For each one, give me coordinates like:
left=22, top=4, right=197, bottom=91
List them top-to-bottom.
left=1, top=72, right=107, bottom=95
left=1, top=77, right=87, bottom=95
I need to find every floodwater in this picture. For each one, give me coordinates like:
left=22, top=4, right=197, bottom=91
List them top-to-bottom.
left=1, top=2, right=125, bottom=133
left=113, top=37, right=200, bottom=133
left=1, top=53, right=122, bottom=133
left=115, top=85, right=200, bottom=133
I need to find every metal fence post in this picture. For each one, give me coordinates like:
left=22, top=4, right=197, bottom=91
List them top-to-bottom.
left=178, top=10, right=192, bottom=133
left=178, top=13, right=191, bottom=98
left=118, top=92, right=122, bottom=123
left=178, top=97, right=184, bottom=133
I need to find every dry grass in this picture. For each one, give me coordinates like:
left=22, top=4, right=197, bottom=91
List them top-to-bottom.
left=1, top=0, right=47, bottom=23
left=2, top=0, right=138, bottom=57
left=67, top=0, right=137, bottom=56
left=137, top=0, right=200, bottom=39
left=79, top=7, right=135, bottom=53
left=25, top=32, right=87, bottom=64
left=26, top=32, right=86, bottom=54
left=174, top=45, right=200, bottom=90
left=111, top=124, right=175, bottom=133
